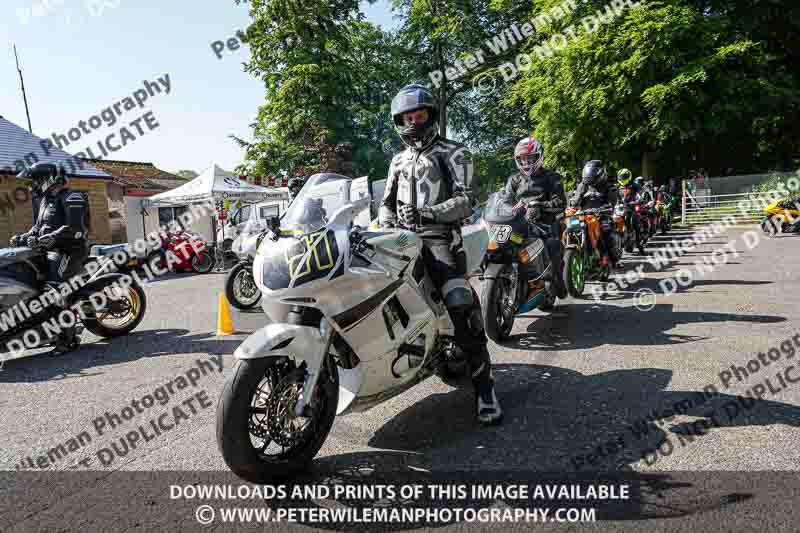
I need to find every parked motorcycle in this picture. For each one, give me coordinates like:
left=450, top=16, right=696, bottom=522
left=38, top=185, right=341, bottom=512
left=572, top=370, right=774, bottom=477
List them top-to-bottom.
left=216, top=172, right=484, bottom=482
left=620, top=187, right=648, bottom=255
left=479, top=194, right=558, bottom=342
left=656, top=198, right=673, bottom=234
left=761, top=198, right=800, bottom=236
left=645, top=200, right=658, bottom=238
left=611, top=202, right=626, bottom=263
left=562, top=206, right=614, bottom=296
left=224, top=226, right=265, bottom=310
left=150, top=230, right=215, bottom=274
left=0, top=245, right=147, bottom=354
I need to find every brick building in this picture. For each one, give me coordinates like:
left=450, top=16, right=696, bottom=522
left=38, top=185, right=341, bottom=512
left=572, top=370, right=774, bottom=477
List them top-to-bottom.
left=0, top=116, right=113, bottom=245
left=80, top=159, right=188, bottom=243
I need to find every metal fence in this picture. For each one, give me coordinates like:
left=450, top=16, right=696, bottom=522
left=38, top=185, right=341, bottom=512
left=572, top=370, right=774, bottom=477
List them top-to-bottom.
left=680, top=172, right=799, bottom=226
left=680, top=190, right=783, bottom=225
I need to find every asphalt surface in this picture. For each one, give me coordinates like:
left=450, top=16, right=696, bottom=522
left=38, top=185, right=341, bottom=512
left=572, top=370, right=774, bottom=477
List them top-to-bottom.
left=2, top=224, right=800, bottom=530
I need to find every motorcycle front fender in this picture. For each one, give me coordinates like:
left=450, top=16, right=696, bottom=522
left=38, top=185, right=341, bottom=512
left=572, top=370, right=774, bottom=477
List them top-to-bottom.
left=234, top=323, right=364, bottom=415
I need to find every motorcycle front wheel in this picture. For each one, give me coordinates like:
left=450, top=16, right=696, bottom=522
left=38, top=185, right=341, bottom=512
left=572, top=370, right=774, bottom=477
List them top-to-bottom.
left=762, top=216, right=779, bottom=237
left=563, top=249, right=586, bottom=297
left=191, top=250, right=215, bottom=273
left=225, top=262, right=262, bottom=310
left=481, top=264, right=515, bottom=343
left=216, top=355, right=339, bottom=483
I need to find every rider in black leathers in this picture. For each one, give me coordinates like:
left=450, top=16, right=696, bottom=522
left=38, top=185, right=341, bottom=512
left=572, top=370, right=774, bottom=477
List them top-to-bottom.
left=380, top=83, right=502, bottom=425
left=501, top=136, right=568, bottom=298
left=570, top=160, right=618, bottom=267
left=9, top=162, right=90, bottom=353
left=11, top=162, right=91, bottom=284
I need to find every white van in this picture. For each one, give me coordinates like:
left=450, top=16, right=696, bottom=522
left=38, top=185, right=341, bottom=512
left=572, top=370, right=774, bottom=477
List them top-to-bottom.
left=218, top=198, right=289, bottom=249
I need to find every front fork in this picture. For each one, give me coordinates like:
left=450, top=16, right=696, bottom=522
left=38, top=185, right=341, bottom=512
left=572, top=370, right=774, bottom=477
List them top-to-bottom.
left=507, top=263, right=520, bottom=313
left=295, top=319, right=334, bottom=416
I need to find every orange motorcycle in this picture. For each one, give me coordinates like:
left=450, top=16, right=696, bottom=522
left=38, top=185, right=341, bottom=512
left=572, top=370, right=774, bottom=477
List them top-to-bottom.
left=561, top=206, right=614, bottom=296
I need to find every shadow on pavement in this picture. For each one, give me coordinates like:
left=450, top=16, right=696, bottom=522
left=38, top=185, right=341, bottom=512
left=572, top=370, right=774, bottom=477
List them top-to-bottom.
left=500, top=303, right=784, bottom=351
left=0, top=329, right=243, bottom=382
left=250, top=362, right=800, bottom=529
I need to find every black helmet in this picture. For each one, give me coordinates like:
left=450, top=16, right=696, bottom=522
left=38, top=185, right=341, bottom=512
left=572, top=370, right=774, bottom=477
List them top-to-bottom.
left=390, top=84, right=439, bottom=150
left=581, top=160, right=606, bottom=185
left=17, top=162, right=67, bottom=195
left=288, top=177, right=302, bottom=199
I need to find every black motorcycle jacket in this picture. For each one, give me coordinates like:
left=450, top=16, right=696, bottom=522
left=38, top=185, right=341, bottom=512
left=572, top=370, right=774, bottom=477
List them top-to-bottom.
left=380, top=135, right=475, bottom=237
left=502, top=168, right=567, bottom=225
left=570, top=179, right=617, bottom=211
left=23, top=188, right=90, bottom=252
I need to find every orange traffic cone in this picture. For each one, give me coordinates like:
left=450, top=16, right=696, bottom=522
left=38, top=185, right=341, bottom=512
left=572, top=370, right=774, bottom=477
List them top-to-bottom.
left=216, top=293, right=235, bottom=336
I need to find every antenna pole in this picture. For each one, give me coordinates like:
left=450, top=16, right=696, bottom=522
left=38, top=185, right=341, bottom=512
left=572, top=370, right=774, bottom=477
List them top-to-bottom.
left=13, top=45, right=33, bottom=133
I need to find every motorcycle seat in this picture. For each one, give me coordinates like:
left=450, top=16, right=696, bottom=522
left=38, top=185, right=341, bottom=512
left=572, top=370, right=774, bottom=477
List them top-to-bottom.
left=0, top=247, right=43, bottom=268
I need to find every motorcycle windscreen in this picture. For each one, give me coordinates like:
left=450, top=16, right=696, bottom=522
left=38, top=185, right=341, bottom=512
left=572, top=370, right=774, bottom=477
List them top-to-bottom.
left=482, top=192, right=516, bottom=224
left=257, top=230, right=339, bottom=291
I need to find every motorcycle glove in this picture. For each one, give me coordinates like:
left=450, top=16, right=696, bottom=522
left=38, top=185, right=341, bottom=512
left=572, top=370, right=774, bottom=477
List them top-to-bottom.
left=36, top=234, right=57, bottom=249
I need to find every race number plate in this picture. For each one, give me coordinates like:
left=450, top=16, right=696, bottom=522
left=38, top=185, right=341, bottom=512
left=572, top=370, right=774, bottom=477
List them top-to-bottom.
left=491, top=225, right=513, bottom=243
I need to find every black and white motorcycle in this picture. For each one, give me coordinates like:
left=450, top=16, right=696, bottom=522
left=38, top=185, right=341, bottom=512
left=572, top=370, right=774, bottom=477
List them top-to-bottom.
left=216, top=172, right=486, bottom=482
left=224, top=224, right=265, bottom=310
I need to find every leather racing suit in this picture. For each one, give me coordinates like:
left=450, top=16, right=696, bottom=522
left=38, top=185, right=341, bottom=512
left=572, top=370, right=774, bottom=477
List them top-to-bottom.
left=380, top=136, right=494, bottom=387
left=502, top=168, right=568, bottom=296
left=570, top=178, right=618, bottom=262
left=17, top=188, right=90, bottom=283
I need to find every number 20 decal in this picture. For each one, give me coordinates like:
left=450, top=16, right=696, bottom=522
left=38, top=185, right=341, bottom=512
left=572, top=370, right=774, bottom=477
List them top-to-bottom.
left=286, top=231, right=335, bottom=280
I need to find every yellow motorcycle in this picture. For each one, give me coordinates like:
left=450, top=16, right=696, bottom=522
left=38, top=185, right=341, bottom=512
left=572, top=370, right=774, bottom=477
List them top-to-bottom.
left=761, top=198, right=800, bottom=237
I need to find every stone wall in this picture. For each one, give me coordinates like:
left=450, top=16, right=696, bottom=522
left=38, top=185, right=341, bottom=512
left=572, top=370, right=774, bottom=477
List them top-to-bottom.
left=0, top=174, right=112, bottom=245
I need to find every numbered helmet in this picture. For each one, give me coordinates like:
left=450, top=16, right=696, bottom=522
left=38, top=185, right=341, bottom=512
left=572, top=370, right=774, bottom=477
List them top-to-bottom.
left=390, top=84, right=439, bottom=149
left=514, top=136, right=544, bottom=177
left=581, top=160, right=606, bottom=185
left=17, top=162, right=67, bottom=195
left=617, top=168, right=633, bottom=186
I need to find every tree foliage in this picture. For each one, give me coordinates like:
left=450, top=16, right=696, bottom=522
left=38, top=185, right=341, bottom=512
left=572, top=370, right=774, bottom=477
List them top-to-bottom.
left=233, top=0, right=800, bottom=189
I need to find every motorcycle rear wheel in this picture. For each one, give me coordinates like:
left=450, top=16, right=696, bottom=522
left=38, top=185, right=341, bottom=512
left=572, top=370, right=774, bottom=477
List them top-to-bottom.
left=481, top=265, right=515, bottom=343
left=82, top=282, right=147, bottom=338
left=216, top=356, right=339, bottom=483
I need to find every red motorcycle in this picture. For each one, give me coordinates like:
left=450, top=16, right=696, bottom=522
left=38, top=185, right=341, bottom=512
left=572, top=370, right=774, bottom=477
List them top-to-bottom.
left=154, top=230, right=215, bottom=274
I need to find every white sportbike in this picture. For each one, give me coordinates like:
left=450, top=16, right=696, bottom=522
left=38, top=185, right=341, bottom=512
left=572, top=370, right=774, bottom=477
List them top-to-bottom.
left=216, top=173, right=487, bottom=482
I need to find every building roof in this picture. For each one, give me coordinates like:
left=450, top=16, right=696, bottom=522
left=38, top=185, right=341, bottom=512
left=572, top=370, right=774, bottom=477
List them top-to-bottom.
left=0, top=115, right=111, bottom=179
left=81, top=158, right=188, bottom=192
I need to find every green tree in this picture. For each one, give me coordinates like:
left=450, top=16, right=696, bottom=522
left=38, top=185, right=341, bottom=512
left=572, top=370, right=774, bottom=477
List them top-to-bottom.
left=232, top=0, right=408, bottom=180
left=510, top=0, right=800, bottom=179
left=174, top=170, right=198, bottom=180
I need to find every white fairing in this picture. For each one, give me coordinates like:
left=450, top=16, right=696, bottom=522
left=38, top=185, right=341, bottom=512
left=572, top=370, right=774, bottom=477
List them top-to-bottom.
left=236, top=173, right=463, bottom=416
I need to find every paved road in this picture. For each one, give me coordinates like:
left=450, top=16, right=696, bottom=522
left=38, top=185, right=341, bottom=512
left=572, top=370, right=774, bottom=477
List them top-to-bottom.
left=2, top=225, right=800, bottom=529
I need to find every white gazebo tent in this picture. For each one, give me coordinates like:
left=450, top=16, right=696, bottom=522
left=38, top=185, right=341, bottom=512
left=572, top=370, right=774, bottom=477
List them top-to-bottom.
left=144, top=163, right=284, bottom=259
left=147, top=163, right=280, bottom=206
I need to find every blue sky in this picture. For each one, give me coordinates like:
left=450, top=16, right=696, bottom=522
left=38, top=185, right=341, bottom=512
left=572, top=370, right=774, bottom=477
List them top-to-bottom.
left=0, top=0, right=397, bottom=175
